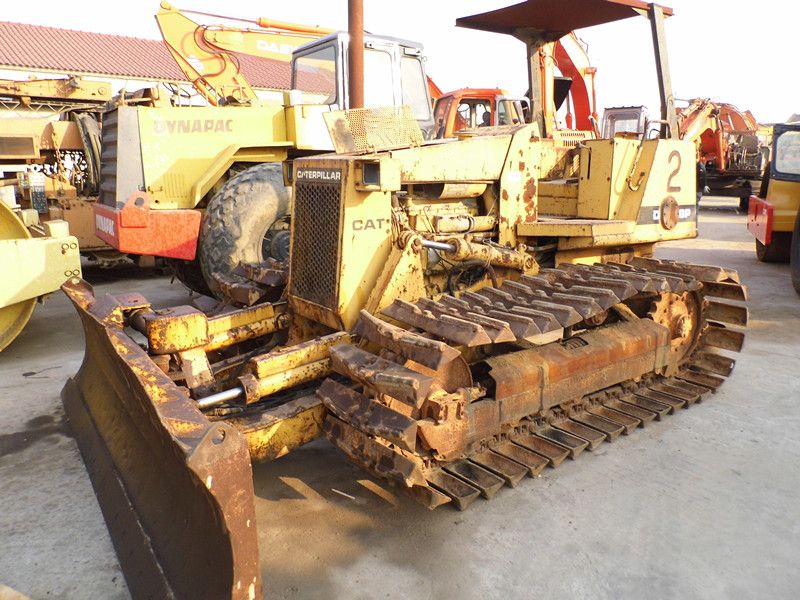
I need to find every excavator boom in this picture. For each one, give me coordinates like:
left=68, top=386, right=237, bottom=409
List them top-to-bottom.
left=156, top=2, right=442, bottom=106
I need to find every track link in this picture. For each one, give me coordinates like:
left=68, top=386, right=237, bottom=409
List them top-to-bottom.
left=320, top=258, right=747, bottom=510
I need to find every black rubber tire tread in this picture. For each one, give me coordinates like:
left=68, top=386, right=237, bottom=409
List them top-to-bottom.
left=72, top=113, right=102, bottom=195
left=758, top=162, right=771, bottom=199
left=198, top=163, right=290, bottom=298
left=739, top=195, right=750, bottom=213
left=791, top=213, right=800, bottom=295
left=755, top=233, right=791, bottom=263
left=167, top=257, right=212, bottom=297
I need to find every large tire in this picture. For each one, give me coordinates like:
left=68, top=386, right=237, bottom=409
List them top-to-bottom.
left=72, top=113, right=102, bottom=195
left=696, top=161, right=707, bottom=204
left=759, top=162, right=771, bottom=198
left=198, top=163, right=290, bottom=298
left=739, top=193, right=750, bottom=213
left=791, top=214, right=800, bottom=295
left=755, top=233, right=792, bottom=263
left=167, top=257, right=212, bottom=297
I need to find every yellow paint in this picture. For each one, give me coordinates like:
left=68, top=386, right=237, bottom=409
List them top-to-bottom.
left=136, top=105, right=292, bottom=209
left=766, top=179, right=800, bottom=233
left=0, top=203, right=80, bottom=350
left=0, top=223, right=80, bottom=306
left=364, top=240, right=427, bottom=315
left=248, top=331, right=349, bottom=379
left=254, top=360, right=330, bottom=398
left=242, top=404, right=326, bottom=463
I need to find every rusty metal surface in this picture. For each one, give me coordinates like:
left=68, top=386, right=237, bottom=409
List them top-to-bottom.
left=347, top=0, right=364, bottom=110
left=456, top=0, right=670, bottom=38
left=323, top=106, right=424, bottom=154
left=59, top=247, right=751, bottom=596
left=321, top=257, right=749, bottom=511
left=237, top=258, right=288, bottom=287
left=218, top=278, right=269, bottom=307
left=60, top=280, right=261, bottom=600
left=383, top=299, right=492, bottom=347
left=353, top=309, right=459, bottom=370
left=485, top=319, right=669, bottom=416
left=702, top=324, right=746, bottom=352
left=330, top=344, right=434, bottom=407
left=318, top=379, right=418, bottom=452
left=226, top=394, right=325, bottom=463
left=323, top=416, right=427, bottom=488
left=425, top=470, right=479, bottom=511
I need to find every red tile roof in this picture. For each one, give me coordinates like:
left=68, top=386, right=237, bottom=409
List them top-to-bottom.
left=0, top=21, right=291, bottom=89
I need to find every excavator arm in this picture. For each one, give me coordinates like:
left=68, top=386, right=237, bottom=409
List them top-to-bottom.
left=155, top=1, right=326, bottom=105
left=156, top=2, right=442, bottom=106
left=552, top=33, right=597, bottom=131
left=678, top=98, right=762, bottom=177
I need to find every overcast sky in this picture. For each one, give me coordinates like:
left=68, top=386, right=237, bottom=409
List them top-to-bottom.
left=3, top=1, right=795, bottom=122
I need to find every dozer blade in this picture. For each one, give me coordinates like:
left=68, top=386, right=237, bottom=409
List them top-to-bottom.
left=60, top=280, right=261, bottom=600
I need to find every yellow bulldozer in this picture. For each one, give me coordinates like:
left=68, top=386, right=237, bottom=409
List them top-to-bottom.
left=61, top=1, right=748, bottom=598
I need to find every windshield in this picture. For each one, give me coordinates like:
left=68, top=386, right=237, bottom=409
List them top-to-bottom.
left=293, top=45, right=337, bottom=102
left=364, top=48, right=394, bottom=108
left=400, top=56, right=431, bottom=121
left=603, top=110, right=644, bottom=138
left=774, top=130, right=800, bottom=178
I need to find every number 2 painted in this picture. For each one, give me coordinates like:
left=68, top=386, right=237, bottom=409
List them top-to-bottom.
left=666, top=150, right=682, bottom=193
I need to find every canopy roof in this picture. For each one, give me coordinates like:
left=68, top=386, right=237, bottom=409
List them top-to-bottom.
left=456, top=0, right=673, bottom=39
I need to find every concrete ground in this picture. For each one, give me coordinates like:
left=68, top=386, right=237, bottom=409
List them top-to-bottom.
left=1, top=198, right=798, bottom=599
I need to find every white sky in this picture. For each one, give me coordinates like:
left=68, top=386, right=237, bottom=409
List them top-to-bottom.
left=3, top=1, right=796, bottom=122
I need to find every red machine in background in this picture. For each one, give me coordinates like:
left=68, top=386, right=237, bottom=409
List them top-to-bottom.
left=433, top=32, right=598, bottom=140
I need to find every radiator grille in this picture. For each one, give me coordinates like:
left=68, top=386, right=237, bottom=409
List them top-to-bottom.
left=98, top=108, right=118, bottom=207
left=0, top=136, right=37, bottom=159
left=290, top=173, right=343, bottom=309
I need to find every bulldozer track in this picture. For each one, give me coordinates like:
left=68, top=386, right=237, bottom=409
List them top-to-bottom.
left=319, top=257, right=747, bottom=510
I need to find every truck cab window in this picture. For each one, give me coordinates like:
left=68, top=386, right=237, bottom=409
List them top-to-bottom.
left=293, top=45, right=337, bottom=103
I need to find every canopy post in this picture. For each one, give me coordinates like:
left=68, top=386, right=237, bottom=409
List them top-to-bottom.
left=648, top=3, right=678, bottom=139
left=526, top=41, right=546, bottom=137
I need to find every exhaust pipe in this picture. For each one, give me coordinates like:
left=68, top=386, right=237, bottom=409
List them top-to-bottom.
left=348, top=0, right=364, bottom=109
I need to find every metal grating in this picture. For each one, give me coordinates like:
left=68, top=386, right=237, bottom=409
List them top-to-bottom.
left=323, top=106, right=424, bottom=154
left=552, top=130, right=594, bottom=147
left=290, top=172, right=343, bottom=309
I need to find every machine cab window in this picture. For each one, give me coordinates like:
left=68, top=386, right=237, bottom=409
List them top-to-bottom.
left=292, top=44, right=338, bottom=104
left=400, top=55, right=432, bottom=122
left=456, top=100, right=492, bottom=131
left=602, top=106, right=648, bottom=138
left=773, top=127, right=800, bottom=181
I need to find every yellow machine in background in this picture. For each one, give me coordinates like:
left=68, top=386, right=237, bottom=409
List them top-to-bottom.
left=62, top=2, right=748, bottom=598
left=94, top=3, right=436, bottom=298
left=0, top=76, right=111, bottom=256
left=0, top=76, right=107, bottom=350
left=747, top=122, right=800, bottom=293
left=0, top=199, right=81, bottom=351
